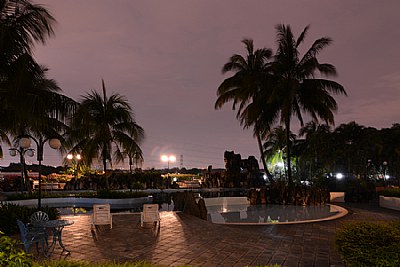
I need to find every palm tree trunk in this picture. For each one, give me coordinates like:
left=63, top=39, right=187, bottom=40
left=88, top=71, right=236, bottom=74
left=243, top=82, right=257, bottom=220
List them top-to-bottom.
left=285, top=117, right=292, bottom=185
left=257, top=133, right=274, bottom=184
left=103, top=158, right=109, bottom=189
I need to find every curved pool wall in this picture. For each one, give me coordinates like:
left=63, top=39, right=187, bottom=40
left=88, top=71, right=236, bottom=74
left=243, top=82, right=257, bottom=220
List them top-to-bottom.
left=3, top=196, right=152, bottom=210
left=205, top=197, right=348, bottom=225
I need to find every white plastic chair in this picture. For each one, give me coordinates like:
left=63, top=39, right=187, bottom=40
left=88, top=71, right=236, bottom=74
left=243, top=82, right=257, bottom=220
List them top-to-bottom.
left=92, top=204, right=112, bottom=229
left=141, top=204, right=160, bottom=229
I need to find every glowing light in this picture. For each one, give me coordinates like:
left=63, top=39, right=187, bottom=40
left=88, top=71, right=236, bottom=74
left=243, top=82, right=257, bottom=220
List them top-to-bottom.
left=161, top=155, right=176, bottom=162
left=276, top=162, right=284, bottom=168
left=336, top=173, right=344, bottom=179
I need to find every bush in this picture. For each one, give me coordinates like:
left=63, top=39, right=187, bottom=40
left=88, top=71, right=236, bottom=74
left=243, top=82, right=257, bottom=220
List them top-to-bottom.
left=344, top=179, right=376, bottom=202
left=377, top=188, right=400, bottom=198
left=0, top=203, right=59, bottom=235
left=336, top=221, right=400, bottom=266
left=0, top=231, right=33, bottom=267
left=0, top=232, right=160, bottom=267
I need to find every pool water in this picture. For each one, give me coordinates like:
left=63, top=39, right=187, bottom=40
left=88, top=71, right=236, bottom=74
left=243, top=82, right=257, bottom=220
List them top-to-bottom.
left=206, top=197, right=347, bottom=225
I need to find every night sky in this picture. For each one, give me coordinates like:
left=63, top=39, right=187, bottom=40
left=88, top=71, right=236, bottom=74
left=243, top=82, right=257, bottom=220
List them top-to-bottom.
left=2, top=0, right=400, bottom=170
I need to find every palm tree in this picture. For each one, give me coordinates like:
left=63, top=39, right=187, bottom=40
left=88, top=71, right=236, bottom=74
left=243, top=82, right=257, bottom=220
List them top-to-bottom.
left=0, top=0, right=75, bottom=138
left=0, top=0, right=55, bottom=63
left=0, top=0, right=77, bottom=195
left=271, top=24, right=347, bottom=185
left=215, top=39, right=277, bottom=183
left=2, top=62, right=76, bottom=133
left=68, top=80, right=145, bottom=183
left=298, top=121, right=333, bottom=179
left=263, top=125, right=296, bottom=179
left=0, top=129, right=11, bottom=159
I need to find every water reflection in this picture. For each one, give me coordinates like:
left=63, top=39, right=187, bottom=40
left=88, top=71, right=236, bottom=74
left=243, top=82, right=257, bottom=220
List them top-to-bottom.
left=207, top=203, right=339, bottom=224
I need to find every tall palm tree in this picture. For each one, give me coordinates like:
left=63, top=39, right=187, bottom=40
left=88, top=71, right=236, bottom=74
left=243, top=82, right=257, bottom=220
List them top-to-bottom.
left=0, top=0, right=75, bottom=136
left=0, top=0, right=54, bottom=60
left=0, top=0, right=77, bottom=195
left=271, top=24, right=347, bottom=185
left=215, top=39, right=277, bottom=183
left=69, top=80, right=145, bottom=180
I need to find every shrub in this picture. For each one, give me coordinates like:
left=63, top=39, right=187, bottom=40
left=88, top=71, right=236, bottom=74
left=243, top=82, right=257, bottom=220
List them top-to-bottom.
left=344, top=179, right=376, bottom=202
left=377, top=188, right=400, bottom=198
left=0, top=203, right=59, bottom=235
left=336, top=221, right=400, bottom=266
left=0, top=231, right=33, bottom=267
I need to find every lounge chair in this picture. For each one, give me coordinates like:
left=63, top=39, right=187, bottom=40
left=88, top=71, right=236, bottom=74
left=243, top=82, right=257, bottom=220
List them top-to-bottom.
left=92, top=204, right=112, bottom=229
left=141, top=204, right=160, bottom=229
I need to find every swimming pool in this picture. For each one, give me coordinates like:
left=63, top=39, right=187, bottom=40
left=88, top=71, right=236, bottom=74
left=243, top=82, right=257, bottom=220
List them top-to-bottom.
left=205, top=197, right=348, bottom=225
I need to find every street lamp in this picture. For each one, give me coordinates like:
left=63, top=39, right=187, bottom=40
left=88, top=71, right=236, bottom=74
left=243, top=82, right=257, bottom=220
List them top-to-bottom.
left=19, top=136, right=61, bottom=210
left=9, top=147, right=35, bottom=192
left=67, top=153, right=81, bottom=190
left=161, top=154, right=176, bottom=188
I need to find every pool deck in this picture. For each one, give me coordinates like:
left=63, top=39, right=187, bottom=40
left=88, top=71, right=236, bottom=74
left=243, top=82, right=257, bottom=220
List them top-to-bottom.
left=41, top=202, right=400, bottom=267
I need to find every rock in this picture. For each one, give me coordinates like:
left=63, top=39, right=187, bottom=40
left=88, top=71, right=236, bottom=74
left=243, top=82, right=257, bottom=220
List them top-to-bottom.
left=173, top=191, right=208, bottom=220
left=198, top=198, right=208, bottom=220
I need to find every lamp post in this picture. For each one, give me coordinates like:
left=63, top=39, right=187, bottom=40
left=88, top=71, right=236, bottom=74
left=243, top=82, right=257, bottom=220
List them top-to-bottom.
left=18, top=136, right=61, bottom=210
left=9, top=147, right=34, bottom=192
left=67, top=153, right=81, bottom=190
left=161, top=154, right=176, bottom=188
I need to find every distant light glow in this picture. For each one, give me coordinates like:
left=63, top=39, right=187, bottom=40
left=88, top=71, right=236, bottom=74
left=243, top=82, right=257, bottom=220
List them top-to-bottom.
left=161, top=155, right=176, bottom=162
left=276, top=162, right=284, bottom=168
left=336, top=173, right=344, bottom=179
left=385, top=175, right=390, bottom=179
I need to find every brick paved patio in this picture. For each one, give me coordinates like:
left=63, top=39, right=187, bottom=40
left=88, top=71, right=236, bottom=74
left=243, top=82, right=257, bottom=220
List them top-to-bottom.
left=43, top=202, right=400, bottom=267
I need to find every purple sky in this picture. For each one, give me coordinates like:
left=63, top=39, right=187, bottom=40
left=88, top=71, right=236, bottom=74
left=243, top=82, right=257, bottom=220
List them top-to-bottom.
left=2, top=0, right=400, bottom=170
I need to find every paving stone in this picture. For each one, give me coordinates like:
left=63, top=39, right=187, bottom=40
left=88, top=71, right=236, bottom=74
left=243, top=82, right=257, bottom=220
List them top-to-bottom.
left=12, top=202, right=397, bottom=266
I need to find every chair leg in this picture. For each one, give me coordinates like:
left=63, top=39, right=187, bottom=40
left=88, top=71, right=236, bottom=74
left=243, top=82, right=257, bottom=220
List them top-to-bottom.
left=23, top=242, right=30, bottom=253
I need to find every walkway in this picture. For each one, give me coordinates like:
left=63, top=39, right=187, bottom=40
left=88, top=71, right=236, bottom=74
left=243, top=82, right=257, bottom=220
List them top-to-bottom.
left=47, top=202, right=400, bottom=267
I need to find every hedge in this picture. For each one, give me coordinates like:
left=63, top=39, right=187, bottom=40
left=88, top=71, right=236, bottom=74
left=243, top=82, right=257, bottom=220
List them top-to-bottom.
left=336, top=221, right=400, bottom=266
